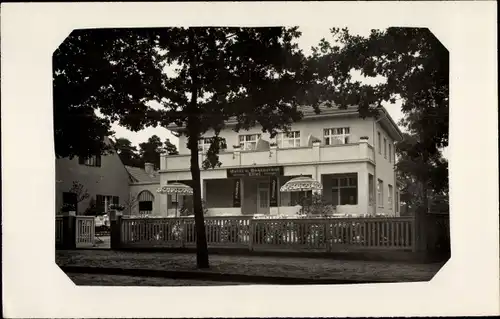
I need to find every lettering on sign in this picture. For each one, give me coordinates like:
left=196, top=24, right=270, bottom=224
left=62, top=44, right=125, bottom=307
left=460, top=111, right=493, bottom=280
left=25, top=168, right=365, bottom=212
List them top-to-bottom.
left=227, top=166, right=284, bottom=177
left=270, top=175, right=278, bottom=207
left=233, top=179, right=241, bottom=207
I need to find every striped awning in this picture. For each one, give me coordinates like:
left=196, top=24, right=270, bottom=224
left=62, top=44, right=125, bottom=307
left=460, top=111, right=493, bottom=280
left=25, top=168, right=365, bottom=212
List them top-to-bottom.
left=280, top=176, right=323, bottom=192
left=156, top=182, right=193, bottom=195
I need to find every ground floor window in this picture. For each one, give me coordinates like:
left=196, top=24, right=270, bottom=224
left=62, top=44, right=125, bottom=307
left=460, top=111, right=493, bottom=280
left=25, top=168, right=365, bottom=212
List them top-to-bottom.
left=368, top=174, right=374, bottom=205
left=331, top=175, right=357, bottom=205
left=205, top=179, right=235, bottom=209
left=377, top=179, right=384, bottom=207
left=388, top=184, right=393, bottom=209
left=138, top=191, right=154, bottom=215
left=396, top=191, right=400, bottom=213
left=96, top=195, right=119, bottom=214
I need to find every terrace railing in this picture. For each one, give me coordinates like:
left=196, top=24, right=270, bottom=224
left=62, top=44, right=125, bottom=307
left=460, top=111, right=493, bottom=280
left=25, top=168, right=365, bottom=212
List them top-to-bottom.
left=118, top=215, right=415, bottom=252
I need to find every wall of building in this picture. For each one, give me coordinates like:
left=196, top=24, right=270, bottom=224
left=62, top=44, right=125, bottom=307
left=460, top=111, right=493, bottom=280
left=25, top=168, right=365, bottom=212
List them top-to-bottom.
left=176, top=115, right=375, bottom=154
left=374, top=122, right=398, bottom=216
left=55, top=150, right=130, bottom=215
left=160, top=161, right=379, bottom=217
left=129, top=183, right=161, bottom=216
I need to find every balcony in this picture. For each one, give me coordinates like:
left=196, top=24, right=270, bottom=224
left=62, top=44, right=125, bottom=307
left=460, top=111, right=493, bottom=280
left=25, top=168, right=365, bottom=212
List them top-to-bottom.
left=163, top=142, right=374, bottom=171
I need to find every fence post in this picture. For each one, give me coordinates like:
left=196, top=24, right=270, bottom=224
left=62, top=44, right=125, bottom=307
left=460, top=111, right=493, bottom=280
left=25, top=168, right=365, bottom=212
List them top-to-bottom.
left=61, top=212, right=76, bottom=249
left=110, top=212, right=122, bottom=250
left=411, top=216, right=417, bottom=252
left=180, top=219, right=186, bottom=248
left=249, top=219, right=255, bottom=251
left=325, top=220, right=331, bottom=253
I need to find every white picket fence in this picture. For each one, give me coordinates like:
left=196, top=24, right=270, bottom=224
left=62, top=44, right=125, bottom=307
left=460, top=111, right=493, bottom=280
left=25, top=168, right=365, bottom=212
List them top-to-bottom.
left=55, top=215, right=95, bottom=248
left=55, top=216, right=64, bottom=246
left=76, top=216, right=95, bottom=247
left=119, top=216, right=415, bottom=252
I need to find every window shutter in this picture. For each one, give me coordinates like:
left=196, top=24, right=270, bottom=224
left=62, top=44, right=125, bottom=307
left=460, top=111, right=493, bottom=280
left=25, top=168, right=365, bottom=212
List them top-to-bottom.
left=96, top=155, right=102, bottom=167
left=96, top=195, right=104, bottom=212
left=112, top=196, right=119, bottom=205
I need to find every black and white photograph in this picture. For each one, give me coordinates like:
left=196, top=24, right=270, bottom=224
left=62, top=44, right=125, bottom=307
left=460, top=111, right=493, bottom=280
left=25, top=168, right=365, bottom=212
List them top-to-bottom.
left=2, top=2, right=498, bottom=318
left=53, top=25, right=451, bottom=286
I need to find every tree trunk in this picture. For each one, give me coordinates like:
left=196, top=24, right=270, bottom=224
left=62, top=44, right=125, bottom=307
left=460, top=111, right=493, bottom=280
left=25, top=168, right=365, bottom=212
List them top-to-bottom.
left=187, top=28, right=209, bottom=269
left=189, top=136, right=209, bottom=268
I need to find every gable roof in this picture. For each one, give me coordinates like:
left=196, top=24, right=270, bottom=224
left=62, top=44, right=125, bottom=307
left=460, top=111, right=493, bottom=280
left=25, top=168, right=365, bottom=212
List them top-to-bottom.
left=125, top=165, right=160, bottom=184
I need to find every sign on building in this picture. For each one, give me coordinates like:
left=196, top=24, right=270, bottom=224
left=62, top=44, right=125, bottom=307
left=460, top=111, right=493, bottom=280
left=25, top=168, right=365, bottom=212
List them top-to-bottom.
left=227, top=166, right=284, bottom=177
left=233, top=178, right=241, bottom=207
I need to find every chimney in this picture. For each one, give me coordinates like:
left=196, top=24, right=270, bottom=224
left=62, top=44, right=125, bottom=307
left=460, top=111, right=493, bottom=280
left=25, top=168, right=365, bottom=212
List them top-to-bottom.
left=144, top=162, right=155, bottom=175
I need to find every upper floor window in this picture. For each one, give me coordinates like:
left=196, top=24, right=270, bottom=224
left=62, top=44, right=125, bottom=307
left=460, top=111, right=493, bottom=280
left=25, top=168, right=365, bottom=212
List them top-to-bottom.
left=324, top=127, right=350, bottom=146
left=276, top=131, right=300, bottom=148
left=377, top=132, right=382, bottom=154
left=239, top=134, right=261, bottom=151
left=198, top=137, right=212, bottom=153
left=384, top=138, right=387, bottom=159
left=388, top=144, right=392, bottom=163
left=78, top=155, right=101, bottom=167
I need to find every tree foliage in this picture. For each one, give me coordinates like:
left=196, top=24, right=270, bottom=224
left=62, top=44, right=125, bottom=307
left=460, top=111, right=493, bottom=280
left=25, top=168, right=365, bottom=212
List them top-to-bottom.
left=54, top=27, right=311, bottom=268
left=311, top=27, right=449, bottom=213
left=53, top=29, right=166, bottom=159
left=113, top=135, right=178, bottom=168
left=138, top=135, right=163, bottom=169
left=113, top=137, right=141, bottom=167
left=69, top=181, right=90, bottom=204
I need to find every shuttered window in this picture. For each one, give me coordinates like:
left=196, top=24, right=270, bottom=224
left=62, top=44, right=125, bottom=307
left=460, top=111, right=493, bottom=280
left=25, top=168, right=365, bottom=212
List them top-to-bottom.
left=78, top=155, right=101, bottom=167
left=138, top=191, right=154, bottom=215
left=96, top=194, right=119, bottom=214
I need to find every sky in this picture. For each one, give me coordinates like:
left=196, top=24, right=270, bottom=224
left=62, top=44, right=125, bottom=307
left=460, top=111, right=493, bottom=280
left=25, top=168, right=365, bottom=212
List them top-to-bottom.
left=110, top=26, right=406, bottom=152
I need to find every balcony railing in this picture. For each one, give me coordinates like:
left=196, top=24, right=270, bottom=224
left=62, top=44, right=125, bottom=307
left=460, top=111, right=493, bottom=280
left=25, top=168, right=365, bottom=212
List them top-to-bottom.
left=164, top=142, right=374, bottom=171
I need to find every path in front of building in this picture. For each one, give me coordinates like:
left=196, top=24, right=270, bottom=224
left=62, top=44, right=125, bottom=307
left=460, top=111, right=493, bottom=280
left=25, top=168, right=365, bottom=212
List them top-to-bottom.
left=91, top=236, right=110, bottom=249
left=56, top=249, right=446, bottom=284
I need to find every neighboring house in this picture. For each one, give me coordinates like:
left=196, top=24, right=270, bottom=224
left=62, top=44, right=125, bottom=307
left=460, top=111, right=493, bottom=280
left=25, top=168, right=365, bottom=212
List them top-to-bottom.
left=159, top=104, right=403, bottom=217
left=56, top=136, right=162, bottom=216
left=55, top=138, right=130, bottom=215
left=126, top=163, right=161, bottom=216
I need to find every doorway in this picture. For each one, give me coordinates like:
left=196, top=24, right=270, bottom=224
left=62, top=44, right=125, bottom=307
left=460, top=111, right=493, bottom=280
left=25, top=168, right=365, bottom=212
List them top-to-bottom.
left=257, top=181, right=270, bottom=215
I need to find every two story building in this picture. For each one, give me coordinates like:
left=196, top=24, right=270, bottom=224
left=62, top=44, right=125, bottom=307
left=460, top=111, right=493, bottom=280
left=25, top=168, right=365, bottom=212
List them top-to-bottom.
left=159, top=105, right=403, bottom=217
left=55, top=137, right=161, bottom=217
left=55, top=138, right=131, bottom=215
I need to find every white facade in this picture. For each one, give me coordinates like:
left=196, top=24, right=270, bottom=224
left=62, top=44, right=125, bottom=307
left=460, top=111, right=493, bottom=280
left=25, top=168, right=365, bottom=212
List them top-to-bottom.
left=156, top=106, right=403, bottom=217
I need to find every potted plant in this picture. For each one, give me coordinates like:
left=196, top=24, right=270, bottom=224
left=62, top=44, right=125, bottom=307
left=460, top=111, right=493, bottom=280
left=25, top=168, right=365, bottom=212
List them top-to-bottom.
left=60, top=203, right=76, bottom=216
left=108, top=203, right=125, bottom=220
